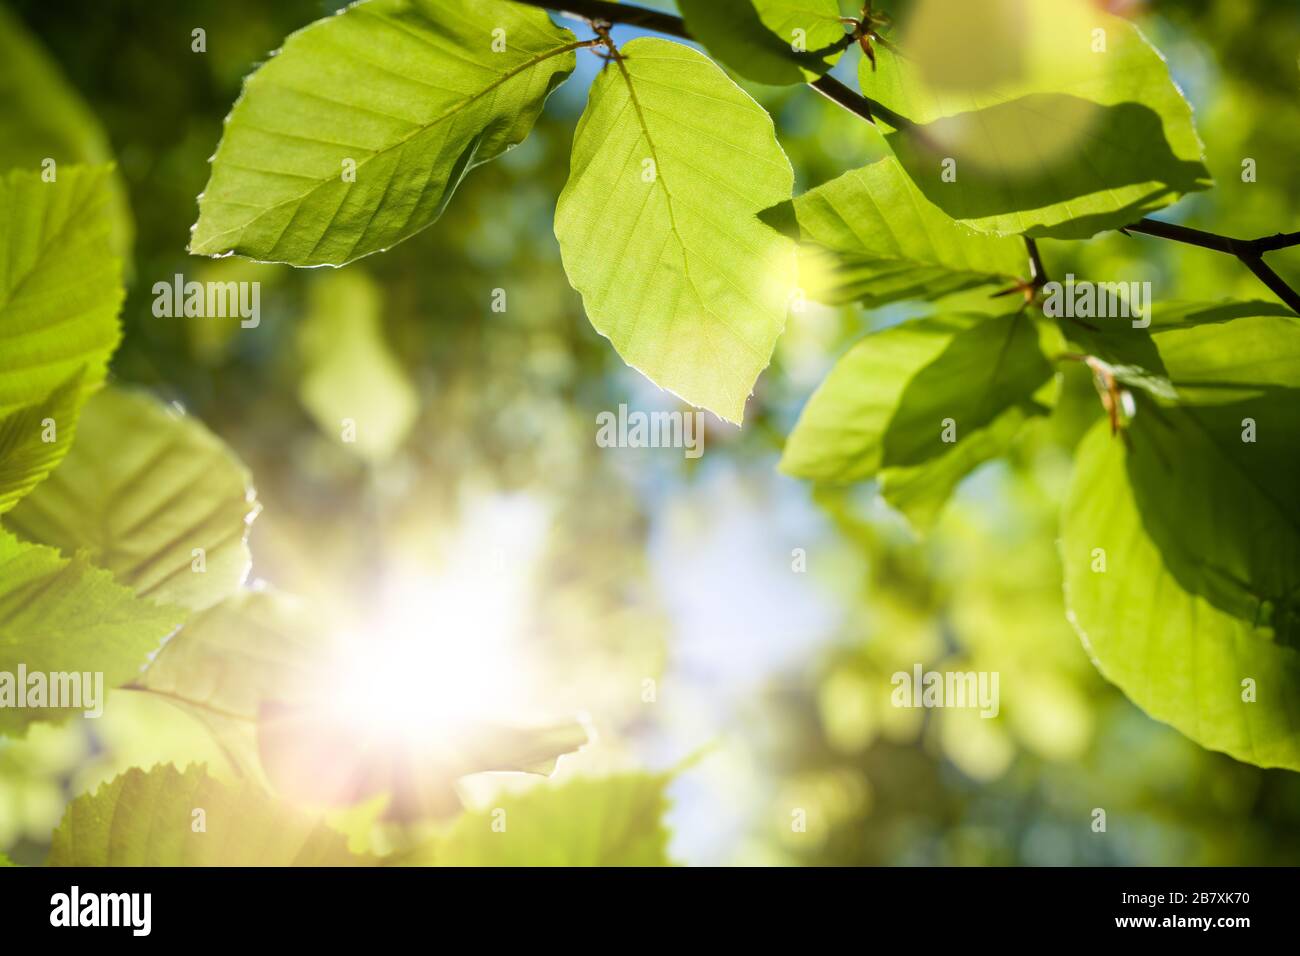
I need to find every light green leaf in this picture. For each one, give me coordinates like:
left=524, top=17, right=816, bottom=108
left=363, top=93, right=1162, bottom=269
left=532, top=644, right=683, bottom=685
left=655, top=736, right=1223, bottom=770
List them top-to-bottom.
left=189, top=0, right=579, bottom=266
left=679, top=0, right=849, bottom=85
left=859, top=0, right=1210, bottom=238
left=0, top=6, right=132, bottom=254
left=555, top=38, right=796, bottom=423
left=788, top=156, right=1027, bottom=306
left=0, top=165, right=123, bottom=418
left=299, top=270, right=418, bottom=462
left=1064, top=301, right=1300, bottom=405
left=781, top=312, right=1054, bottom=484
left=0, top=369, right=83, bottom=514
left=5, top=389, right=259, bottom=612
left=1062, top=401, right=1300, bottom=770
left=879, top=404, right=1035, bottom=530
left=0, top=529, right=185, bottom=736
left=132, top=589, right=320, bottom=777
left=47, top=763, right=374, bottom=865
left=415, top=773, right=674, bottom=866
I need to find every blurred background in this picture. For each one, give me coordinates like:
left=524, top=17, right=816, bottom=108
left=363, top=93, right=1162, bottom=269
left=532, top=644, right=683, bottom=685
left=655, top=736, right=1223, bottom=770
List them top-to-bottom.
left=2, top=0, right=1299, bottom=865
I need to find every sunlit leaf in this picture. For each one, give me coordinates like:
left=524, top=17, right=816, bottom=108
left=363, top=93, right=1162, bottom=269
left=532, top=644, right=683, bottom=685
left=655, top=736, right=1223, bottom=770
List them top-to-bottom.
left=189, top=0, right=579, bottom=266
left=679, top=0, right=848, bottom=86
left=859, top=0, right=1210, bottom=238
left=0, top=6, right=132, bottom=253
left=555, top=38, right=796, bottom=423
left=787, top=156, right=1027, bottom=306
left=0, top=166, right=122, bottom=418
left=299, top=270, right=418, bottom=462
left=1064, top=301, right=1300, bottom=405
left=781, top=312, right=1054, bottom=483
left=0, top=369, right=83, bottom=515
left=5, top=389, right=259, bottom=612
left=1062, top=401, right=1300, bottom=771
left=0, top=529, right=185, bottom=737
left=132, top=588, right=320, bottom=777
left=47, top=763, right=374, bottom=865
left=410, top=773, right=674, bottom=866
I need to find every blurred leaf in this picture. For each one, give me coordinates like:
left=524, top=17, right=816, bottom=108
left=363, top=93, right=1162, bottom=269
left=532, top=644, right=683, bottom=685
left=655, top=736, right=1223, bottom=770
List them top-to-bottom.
left=189, top=0, right=578, bottom=266
left=679, top=0, right=848, bottom=85
left=860, top=0, right=1210, bottom=238
left=0, top=5, right=132, bottom=254
left=555, top=38, right=795, bottom=423
left=788, top=156, right=1027, bottom=306
left=0, top=166, right=122, bottom=418
left=298, top=270, right=418, bottom=462
left=781, top=312, right=1053, bottom=483
left=0, top=369, right=83, bottom=514
left=6, top=389, right=259, bottom=612
left=1062, top=402, right=1300, bottom=771
left=0, top=529, right=185, bottom=737
left=132, top=588, right=320, bottom=776
left=258, top=701, right=588, bottom=821
left=47, top=763, right=374, bottom=865
left=412, top=773, right=674, bottom=866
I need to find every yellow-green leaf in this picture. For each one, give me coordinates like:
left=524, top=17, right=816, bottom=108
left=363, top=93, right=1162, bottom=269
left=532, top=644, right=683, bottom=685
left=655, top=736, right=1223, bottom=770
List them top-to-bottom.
left=555, top=38, right=796, bottom=423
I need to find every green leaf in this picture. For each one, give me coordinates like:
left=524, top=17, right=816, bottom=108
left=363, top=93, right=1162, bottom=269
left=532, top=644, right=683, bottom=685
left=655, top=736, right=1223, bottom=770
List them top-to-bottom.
left=189, top=0, right=579, bottom=267
left=679, top=0, right=849, bottom=86
left=859, top=0, right=1210, bottom=238
left=0, top=6, right=132, bottom=254
left=555, top=38, right=796, bottom=423
left=787, top=156, right=1027, bottom=306
left=0, top=166, right=123, bottom=418
left=299, top=270, right=418, bottom=462
left=1064, top=301, right=1300, bottom=405
left=781, top=312, right=1054, bottom=484
left=0, top=369, right=83, bottom=515
left=5, top=389, right=259, bottom=612
left=1062, top=401, right=1300, bottom=770
left=878, top=404, right=1036, bottom=530
left=0, top=529, right=185, bottom=736
left=132, top=589, right=320, bottom=776
left=47, top=763, right=374, bottom=865
left=414, top=773, right=674, bottom=866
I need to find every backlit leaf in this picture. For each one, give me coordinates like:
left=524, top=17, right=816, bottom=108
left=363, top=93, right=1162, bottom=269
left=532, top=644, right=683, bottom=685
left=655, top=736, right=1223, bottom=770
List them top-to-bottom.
left=189, top=0, right=579, bottom=266
left=679, top=0, right=848, bottom=86
left=859, top=0, right=1211, bottom=238
left=555, top=38, right=796, bottom=423
left=0, top=166, right=122, bottom=418
left=6, top=389, right=259, bottom=612
left=1062, top=400, right=1300, bottom=770
left=0, top=529, right=185, bottom=737
left=47, top=763, right=373, bottom=865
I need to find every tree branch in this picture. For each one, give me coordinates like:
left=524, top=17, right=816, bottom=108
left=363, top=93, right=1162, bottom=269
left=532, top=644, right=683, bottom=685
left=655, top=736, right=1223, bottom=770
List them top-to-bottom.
left=512, top=0, right=1300, bottom=315
left=1124, top=219, right=1300, bottom=314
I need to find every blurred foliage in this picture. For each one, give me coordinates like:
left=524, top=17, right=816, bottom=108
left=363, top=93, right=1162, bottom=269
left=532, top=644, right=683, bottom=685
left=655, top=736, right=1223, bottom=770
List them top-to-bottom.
left=1, top=0, right=1299, bottom=865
